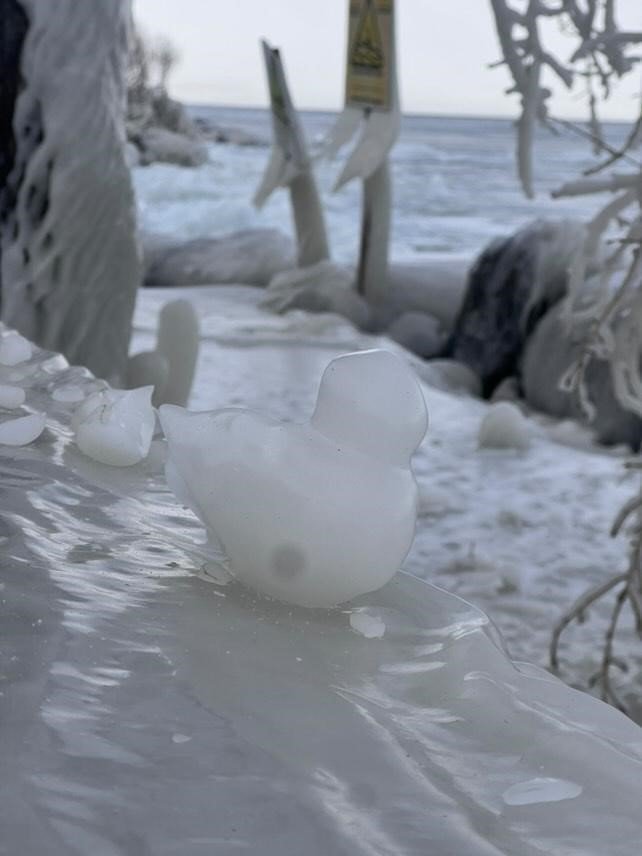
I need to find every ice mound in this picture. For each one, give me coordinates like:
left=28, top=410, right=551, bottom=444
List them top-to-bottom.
left=127, top=299, right=199, bottom=407
left=0, top=331, right=32, bottom=366
left=160, top=349, right=428, bottom=607
left=0, top=384, right=26, bottom=409
left=73, top=386, right=155, bottom=466
left=479, top=401, right=530, bottom=450
left=0, top=412, right=46, bottom=445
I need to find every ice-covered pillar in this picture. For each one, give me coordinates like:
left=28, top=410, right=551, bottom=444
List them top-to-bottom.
left=0, top=0, right=141, bottom=384
left=325, top=0, right=400, bottom=303
left=254, top=40, right=330, bottom=268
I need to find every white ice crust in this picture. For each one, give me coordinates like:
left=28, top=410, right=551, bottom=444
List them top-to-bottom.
left=161, top=349, right=428, bottom=607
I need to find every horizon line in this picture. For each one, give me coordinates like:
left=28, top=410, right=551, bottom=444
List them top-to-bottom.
left=180, top=98, right=634, bottom=125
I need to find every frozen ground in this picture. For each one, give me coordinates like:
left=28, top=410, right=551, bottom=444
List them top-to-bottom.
left=2, top=295, right=642, bottom=854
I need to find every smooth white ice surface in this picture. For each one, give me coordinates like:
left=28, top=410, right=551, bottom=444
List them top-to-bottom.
left=0, top=330, right=33, bottom=366
left=160, top=350, right=427, bottom=607
left=0, top=411, right=46, bottom=445
left=349, top=609, right=387, bottom=638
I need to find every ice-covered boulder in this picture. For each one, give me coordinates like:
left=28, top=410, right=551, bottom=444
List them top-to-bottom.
left=445, top=220, right=585, bottom=396
left=144, top=228, right=296, bottom=288
left=522, top=301, right=642, bottom=449
left=160, top=349, right=427, bottom=607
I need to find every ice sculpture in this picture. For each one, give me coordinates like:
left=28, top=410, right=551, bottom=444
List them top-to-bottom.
left=0, top=0, right=140, bottom=383
left=160, top=349, right=428, bottom=606
left=73, top=386, right=155, bottom=467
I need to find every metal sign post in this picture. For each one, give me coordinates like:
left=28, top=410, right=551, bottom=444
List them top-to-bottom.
left=326, top=0, right=399, bottom=301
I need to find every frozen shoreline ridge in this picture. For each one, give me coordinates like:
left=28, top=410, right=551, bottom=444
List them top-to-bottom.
left=2, top=287, right=642, bottom=854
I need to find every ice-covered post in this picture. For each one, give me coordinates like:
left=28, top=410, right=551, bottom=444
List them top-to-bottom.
left=0, top=0, right=141, bottom=384
left=326, top=0, right=400, bottom=301
left=254, top=40, right=329, bottom=268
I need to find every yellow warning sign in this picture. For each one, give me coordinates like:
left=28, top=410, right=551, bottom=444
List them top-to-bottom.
left=345, top=0, right=393, bottom=110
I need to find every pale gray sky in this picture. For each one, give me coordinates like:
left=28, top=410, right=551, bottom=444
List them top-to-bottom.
left=133, top=0, right=641, bottom=119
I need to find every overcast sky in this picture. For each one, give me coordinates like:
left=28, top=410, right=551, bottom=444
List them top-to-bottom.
left=133, top=0, right=641, bottom=120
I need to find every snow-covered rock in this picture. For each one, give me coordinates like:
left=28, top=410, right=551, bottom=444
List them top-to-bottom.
left=446, top=220, right=585, bottom=395
left=144, top=228, right=296, bottom=288
left=522, top=301, right=642, bottom=449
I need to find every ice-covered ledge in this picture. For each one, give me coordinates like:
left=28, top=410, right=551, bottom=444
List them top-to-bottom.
left=1, top=320, right=641, bottom=855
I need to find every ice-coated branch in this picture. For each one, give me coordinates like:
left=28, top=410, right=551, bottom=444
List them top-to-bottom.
left=488, top=0, right=641, bottom=196
left=552, top=171, right=641, bottom=197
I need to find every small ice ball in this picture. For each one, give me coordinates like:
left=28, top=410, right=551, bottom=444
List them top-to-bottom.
left=0, top=332, right=32, bottom=367
left=0, top=384, right=26, bottom=409
left=74, top=386, right=155, bottom=466
left=478, top=402, right=530, bottom=451
left=0, top=412, right=46, bottom=446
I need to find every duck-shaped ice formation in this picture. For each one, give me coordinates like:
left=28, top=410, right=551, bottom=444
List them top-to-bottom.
left=160, top=349, right=428, bottom=607
left=73, top=386, right=155, bottom=466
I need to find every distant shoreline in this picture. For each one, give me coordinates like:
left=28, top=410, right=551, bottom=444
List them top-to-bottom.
left=183, top=101, right=632, bottom=126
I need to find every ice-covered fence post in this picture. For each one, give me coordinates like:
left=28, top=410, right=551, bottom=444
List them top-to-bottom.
left=0, top=0, right=141, bottom=384
left=325, top=0, right=400, bottom=302
left=254, top=40, right=329, bottom=268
